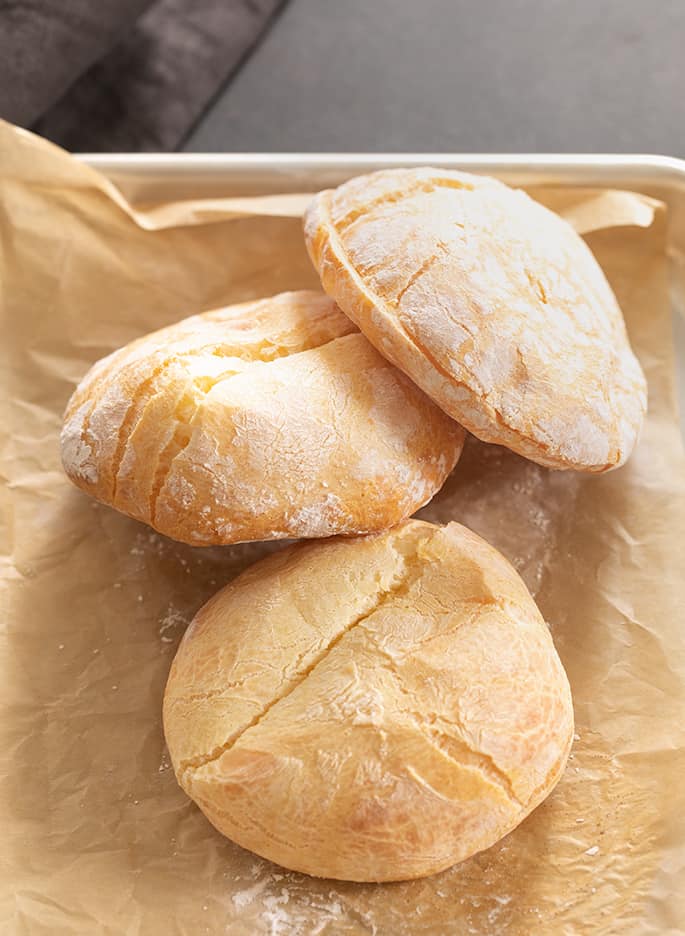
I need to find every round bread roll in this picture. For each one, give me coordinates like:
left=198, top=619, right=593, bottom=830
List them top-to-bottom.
left=304, top=167, right=647, bottom=472
left=61, top=291, right=464, bottom=545
left=163, top=519, right=574, bottom=882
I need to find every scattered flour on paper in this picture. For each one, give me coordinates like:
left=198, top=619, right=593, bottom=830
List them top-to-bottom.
left=418, top=437, right=580, bottom=602
left=158, top=604, right=189, bottom=644
left=229, top=871, right=348, bottom=936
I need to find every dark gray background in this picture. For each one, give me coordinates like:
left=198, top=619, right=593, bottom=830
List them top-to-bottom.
left=184, top=0, right=685, bottom=155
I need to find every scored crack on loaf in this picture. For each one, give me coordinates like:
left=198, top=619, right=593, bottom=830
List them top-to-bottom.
left=304, top=167, right=647, bottom=472
left=60, top=290, right=465, bottom=545
left=163, top=519, right=574, bottom=882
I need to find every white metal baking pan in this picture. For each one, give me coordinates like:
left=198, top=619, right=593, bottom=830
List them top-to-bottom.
left=80, top=152, right=685, bottom=199
left=80, top=153, right=685, bottom=435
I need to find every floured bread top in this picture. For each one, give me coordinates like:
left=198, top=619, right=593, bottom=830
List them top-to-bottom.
left=305, top=167, right=647, bottom=471
left=61, top=290, right=464, bottom=545
left=163, top=520, right=574, bottom=882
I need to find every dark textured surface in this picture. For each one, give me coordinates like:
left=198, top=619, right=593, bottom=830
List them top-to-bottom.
left=0, top=0, right=285, bottom=152
left=0, top=0, right=154, bottom=125
left=184, top=0, right=685, bottom=155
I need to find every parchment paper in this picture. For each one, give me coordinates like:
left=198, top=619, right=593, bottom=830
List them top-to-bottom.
left=1, top=120, right=684, bottom=935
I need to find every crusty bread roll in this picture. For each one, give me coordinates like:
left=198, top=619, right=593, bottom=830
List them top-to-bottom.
left=304, top=167, right=647, bottom=472
left=61, top=291, right=464, bottom=545
left=163, top=519, right=573, bottom=882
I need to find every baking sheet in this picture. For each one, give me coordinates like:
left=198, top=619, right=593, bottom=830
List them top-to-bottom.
left=1, top=120, right=685, bottom=935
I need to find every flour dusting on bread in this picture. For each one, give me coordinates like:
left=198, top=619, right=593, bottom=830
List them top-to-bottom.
left=61, top=290, right=464, bottom=544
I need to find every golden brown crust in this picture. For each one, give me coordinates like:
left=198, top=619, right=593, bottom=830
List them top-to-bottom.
left=304, top=168, right=647, bottom=472
left=61, top=291, right=464, bottom=544
left=163, top=520, right=574, bottom=882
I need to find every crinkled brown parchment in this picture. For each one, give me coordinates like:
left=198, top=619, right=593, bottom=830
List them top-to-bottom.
left=1, top=122, right=684, bottom=935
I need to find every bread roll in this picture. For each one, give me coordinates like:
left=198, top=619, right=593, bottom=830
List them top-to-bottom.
left=304, top=167, right=647, bottom=472
left=61, top=291, right=464, bottom=545
left=163, top=519, right=574, bottom=882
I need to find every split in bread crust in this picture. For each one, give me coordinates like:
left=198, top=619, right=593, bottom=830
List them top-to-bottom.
left=304, top=168, right=647, bottom=472
left=61, top=290, right=465, bottom=544
left=163, top=520, right=574, bottom=882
